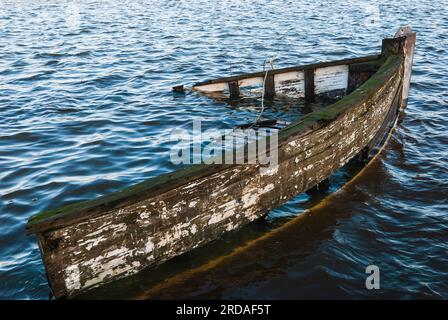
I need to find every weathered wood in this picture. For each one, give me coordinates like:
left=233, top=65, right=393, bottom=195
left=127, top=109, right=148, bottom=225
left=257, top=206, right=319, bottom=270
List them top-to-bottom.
left=394, top=27, right=416, bottom=109
left=27, top=29, right=414, bottom=299
left=192, top=55, right=380, bottom=88
left=194, top=58, right=381, bottom=100
left=348, top=60, right=381, bottom=94
left=314, top=65, right=349, bottom=98
left=304, top=68, right=315, bottom=102
left=264, top=71, right=275, bottom=98
left=274, top=71, right=305, bottom=98
left=238, top=76, right=263, bottom=88
left=228, top=81, right=240, bottom=98
left=366, top=81, right=402, bottom=155
left=193, top=82, right=228, bottom=93
left=172, top=85, right=185, bottom=93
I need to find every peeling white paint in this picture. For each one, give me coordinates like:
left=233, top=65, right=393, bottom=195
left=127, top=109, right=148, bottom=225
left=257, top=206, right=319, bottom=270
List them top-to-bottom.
left=315, top=65, right=349, bottom=95
left=260, top=165, right=279, bottom=176
left=262, top=183, right=274, bottom=193
left=241, top=192, right=258, bottom=209
left=188, top=200, right=198, bottom=208
left=208, top=200, right=237, bottom=225
left=145, top=240, right=154, bottom=254
left=65, top=265, right=81, bottom=291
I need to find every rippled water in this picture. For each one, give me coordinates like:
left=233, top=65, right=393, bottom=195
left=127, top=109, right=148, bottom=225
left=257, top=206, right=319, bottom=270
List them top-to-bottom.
left=1, top=0, right=447, bottom=299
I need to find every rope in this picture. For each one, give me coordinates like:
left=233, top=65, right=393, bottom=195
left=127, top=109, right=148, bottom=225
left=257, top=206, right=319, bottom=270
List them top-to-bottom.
left=251, top=57, right=277, bottom=127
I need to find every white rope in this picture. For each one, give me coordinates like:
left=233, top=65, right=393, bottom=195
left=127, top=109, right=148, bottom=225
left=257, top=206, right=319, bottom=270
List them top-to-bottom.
left=252, top=56, right=277, bottom=127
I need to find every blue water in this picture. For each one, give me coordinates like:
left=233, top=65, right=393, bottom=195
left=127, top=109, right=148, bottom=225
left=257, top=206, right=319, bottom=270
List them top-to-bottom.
left=1, top=0, right=447, bottom=299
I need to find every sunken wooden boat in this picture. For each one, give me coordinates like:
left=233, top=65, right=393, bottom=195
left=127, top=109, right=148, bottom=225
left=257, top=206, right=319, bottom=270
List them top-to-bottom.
left=27, top=27, right=415, bottom=299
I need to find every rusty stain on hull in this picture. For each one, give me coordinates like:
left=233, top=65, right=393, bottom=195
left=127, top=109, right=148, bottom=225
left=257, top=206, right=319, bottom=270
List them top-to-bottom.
left=27, top=28, right=415, bottom=299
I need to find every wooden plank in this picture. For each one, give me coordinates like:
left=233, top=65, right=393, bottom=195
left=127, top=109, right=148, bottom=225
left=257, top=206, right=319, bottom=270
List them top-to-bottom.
left=394, top=27, right=416, bottom=109
left=192, top=55, right=380, bottom=88
left=347, top=61, right=381, bottom=94
left=314, top=65, right=349, bottom=95
left=304, top=68, right=315, bottom=102
left=264, top=71, right=275, bottom=98
left=274, top=71, right=305, bottom=98
left=238, top=77, right=263, bottom=88
left=228, top=81, right=240, bottom=98
left=193, top=82, right=228, bottom=93
left=366, top=82, right=402, bottom=155
left=172, top=85, right=184, bottom=93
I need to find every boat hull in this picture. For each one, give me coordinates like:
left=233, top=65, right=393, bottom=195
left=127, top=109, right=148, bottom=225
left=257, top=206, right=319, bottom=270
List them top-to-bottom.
left=27, top=30, right=415, bottom=299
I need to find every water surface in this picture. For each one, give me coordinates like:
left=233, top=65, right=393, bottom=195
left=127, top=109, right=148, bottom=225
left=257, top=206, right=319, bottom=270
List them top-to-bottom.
left=0, top=0, right=447, bottom=299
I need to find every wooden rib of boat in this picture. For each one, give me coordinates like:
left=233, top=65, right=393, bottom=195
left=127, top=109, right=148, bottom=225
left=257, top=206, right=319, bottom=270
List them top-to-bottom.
left=27, top=27, right=416, bottom=299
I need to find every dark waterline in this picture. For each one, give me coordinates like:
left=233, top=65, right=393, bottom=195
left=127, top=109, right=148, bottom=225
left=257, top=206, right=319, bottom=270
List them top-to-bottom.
left=1, top=0, right=447, bottom=299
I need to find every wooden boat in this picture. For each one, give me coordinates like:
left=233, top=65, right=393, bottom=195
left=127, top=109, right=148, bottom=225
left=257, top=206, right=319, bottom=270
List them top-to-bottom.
left=27, top=27, right=416, bottom=299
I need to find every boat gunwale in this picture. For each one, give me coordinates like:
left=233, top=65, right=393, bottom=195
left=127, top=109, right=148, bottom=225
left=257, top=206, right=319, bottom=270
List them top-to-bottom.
left=26, top=53, right=402, bottom=235
left=192, top=54, right=381, bottom=88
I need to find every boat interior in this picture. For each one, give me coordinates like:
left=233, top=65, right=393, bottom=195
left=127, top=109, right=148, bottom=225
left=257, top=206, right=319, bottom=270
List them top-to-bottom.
left=178, top=54, right=384, bottom=130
